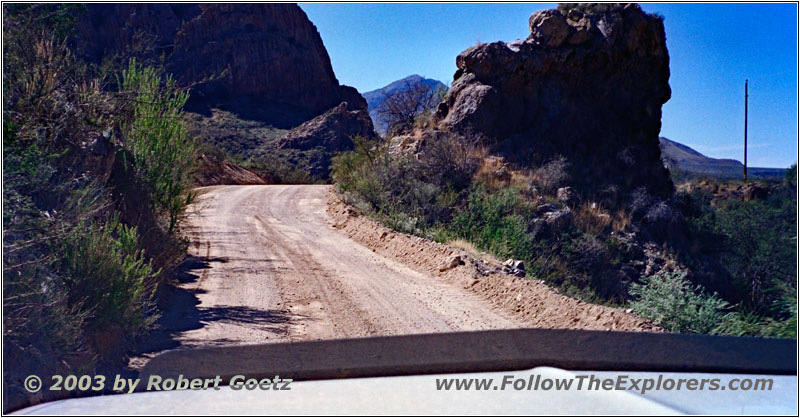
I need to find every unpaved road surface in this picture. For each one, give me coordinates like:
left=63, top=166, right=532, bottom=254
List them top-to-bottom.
left=171, top=185, right=522, bottom=347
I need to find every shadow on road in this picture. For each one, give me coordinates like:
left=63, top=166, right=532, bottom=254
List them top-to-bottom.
left=129, top=254, right=310, bottom=370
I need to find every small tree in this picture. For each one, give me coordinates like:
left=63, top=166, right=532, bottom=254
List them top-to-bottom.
left=376, top=79, right=445, bottom=137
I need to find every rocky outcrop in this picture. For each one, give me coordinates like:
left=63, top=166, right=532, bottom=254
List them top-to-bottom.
left=435, top=3, right=673, bottom=197
left=75, top=4, right=366, bottom=128
left=275, top=102, right=376, bottom=179
left=278, top=103, right=374, bottom=151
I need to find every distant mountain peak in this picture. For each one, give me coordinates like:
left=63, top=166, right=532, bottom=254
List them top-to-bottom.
left=361, top=75, right=447, bottom=135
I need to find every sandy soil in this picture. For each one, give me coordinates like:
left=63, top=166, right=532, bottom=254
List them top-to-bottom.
left=133, top=185, right=655, bottom=367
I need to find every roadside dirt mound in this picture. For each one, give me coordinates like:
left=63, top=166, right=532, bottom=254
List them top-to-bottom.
left=328, top=191, right=659, bottom=332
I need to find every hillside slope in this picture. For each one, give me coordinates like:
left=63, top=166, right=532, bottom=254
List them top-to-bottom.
left=75, top=4, right=376, bottom=183
left=659, top=137, right=786, bottom=179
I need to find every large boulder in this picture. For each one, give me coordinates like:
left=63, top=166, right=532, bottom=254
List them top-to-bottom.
left=436, top=4, right=673, bottom=198
left=529, top=9, right=571, bottom=47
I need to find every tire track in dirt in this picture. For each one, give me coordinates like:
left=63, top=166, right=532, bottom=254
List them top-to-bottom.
left=157, top=185, right=522, bottom=352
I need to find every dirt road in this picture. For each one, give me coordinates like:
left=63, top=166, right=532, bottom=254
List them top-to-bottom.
left=169, top=185, right=522, bottom=347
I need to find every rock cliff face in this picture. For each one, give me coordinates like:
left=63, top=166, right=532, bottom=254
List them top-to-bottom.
left=75, top=3, right=366, bottom=128
left=435, top=3, right=673, bottom=197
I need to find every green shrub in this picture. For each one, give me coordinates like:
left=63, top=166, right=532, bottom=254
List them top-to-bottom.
left=3, top=9, right=199, bottom=408
left=120, top=59, right=197, bottom=234
left=332, top=135, right=472, bottom=234
left=3, top=140, right=92, bottom=377
left=244, top=152, right=314, bottom=184
left=680, top=184, right=797, bottom=314
left=452, top=186, right=534, bottom=259
left=715, top=197, right=796, bottom=311
left=61, top=215, right=159, bottom=335
left=629, top=272, right=732, bottom=334
left=715, top=282, right=797, bottom=339
left=763, top=288, right=797, bottom=339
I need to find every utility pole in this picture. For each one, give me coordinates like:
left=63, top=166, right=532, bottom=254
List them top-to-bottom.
left=744, top=79, right=748, bottom=183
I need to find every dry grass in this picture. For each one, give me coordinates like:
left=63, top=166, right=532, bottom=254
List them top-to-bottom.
left=474, top=156, right=533, bottom=192
left=474, top=157, right=509, bottom=189
left=510, top=169, right=534, bottom=189
left=573, top=202, right=612, bottom=235
left=611, top=209, right=632, bottom=232
left=448, top=238, right=480, bottom=255
left=447, top=239, right=498, bottom=263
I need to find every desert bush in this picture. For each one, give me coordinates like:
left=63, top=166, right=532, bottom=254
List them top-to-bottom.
left=4, top=7, right=199, bottom=408
left=4, top=10, right=122, bottom=372
left=120, top=59, right=197, bottom=234
left=417, top=131, right=482, bottom=191
left=3, top=132, right=95, bottom=391
left=332, top=133, right=479, bottom=233
left=245, top=153, right=314, bottom=184
left=533, top=156, right=570, bottom=193
left=679, top=182, right=797, bottom=315
left=452, top=186, right=535, bottom=261
left=628, top=186, right=657, bottom=219
left=708, top=196, right=796, bottom=312
left=572, top=202, right=612, bottom=236
left=61, top=215, right=158, bottom=335
left=566, top=235, right=608, bottom=272
left=629, top=272, right=732, bottom=334
left=633, top=272, right=797, bottom=338
left=762, top=287, right=797, bottom=339
left=716, top=304, right=796, bottom=339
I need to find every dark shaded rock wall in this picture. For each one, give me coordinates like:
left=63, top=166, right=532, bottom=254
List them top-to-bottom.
left=75, top=3, right=365, bottom=128
left=435, top=4, right=673, bottom=197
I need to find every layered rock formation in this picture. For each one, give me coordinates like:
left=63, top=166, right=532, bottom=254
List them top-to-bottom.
left=75, top=3, right=366, bottom=128
left=435, top=3, right=673, bottom=197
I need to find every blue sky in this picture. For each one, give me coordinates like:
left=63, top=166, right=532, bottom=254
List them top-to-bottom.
left=300, top=3, right=797, bottom=168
